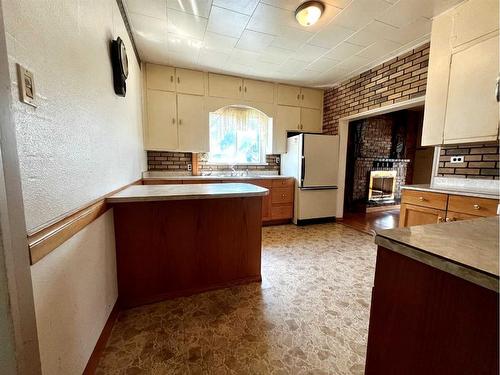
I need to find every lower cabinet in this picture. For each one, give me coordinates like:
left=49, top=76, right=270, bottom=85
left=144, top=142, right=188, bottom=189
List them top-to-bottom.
left=143, top=177, right=294, bottom=224
left=400, top=189, right=499, bottom=227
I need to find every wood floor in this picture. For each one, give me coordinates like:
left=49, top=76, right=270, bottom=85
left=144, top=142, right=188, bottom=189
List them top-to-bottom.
left=340, top=210, right=400, bottom=235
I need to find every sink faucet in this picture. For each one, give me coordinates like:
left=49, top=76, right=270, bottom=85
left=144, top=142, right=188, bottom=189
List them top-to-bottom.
left=230, top=164, right=236, bottom=177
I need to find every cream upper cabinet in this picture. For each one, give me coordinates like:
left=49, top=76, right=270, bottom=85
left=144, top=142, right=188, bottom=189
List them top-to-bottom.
left=421, top=0, right=500, bottom=146
left=451, top=0, right=499, bottom=48
left=444, top=35, right=499, bottom=143
left=146, top=64, right=175, bottom=92
left=175, top=68, right=204, bottom=96
left=208, top=73, right=242, bottom=99
left=243, top=79, right=274, bottom=103
left=277, top=84, right=301, bottom=106
left=300, top=88, right=323, bottom=109
left=146, top=90, right=178, bottom=150
left=177, top=94, right=209, bottom=152
left=274, top=105, right=300, bottom=154
left=300, top=108, right=322, bottom=133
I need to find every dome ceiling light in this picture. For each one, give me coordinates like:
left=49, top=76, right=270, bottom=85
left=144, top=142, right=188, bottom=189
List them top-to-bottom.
left=295, top=1, right=324, bottom=27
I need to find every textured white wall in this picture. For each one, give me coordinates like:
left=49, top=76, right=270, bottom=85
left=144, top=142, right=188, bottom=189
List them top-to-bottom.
left=2, top=0, right=146, bottom=374
left=3, top=0, right=146, bottom=231
left=30, top=212, right=117, bottom=375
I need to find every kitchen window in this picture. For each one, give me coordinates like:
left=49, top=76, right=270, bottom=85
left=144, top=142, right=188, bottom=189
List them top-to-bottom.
left=208, top=106, right=272, bottom=165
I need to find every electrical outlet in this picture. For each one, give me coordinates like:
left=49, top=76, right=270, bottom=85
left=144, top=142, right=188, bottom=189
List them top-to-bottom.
left=17, top=64, right=36, bottom=107
left=275, top=156, right=280, bottom=164
left=450, top=156, right=464, bottom=164
left=187, top=163, right=192, bottom=171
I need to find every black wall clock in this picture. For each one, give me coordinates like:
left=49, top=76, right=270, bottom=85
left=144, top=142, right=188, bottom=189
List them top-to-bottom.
left=111, top=37, right=128, bottom=97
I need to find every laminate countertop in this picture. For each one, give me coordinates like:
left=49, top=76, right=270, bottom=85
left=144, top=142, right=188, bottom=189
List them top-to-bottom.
left=107, top=183, right=268, bottom=203
left=402, top=184, right=500, bottom=199
left=375, top=216, right=499, bottom=292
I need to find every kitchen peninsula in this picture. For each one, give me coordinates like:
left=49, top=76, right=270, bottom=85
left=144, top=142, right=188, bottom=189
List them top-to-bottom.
left=107, top=183, right=268, bottom=308
left=365, top=217, right=499, bottom=375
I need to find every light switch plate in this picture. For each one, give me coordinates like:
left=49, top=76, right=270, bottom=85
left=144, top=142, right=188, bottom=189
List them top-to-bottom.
left=17, top=64, right=36, bottom=107
left=450, top=156, right=464, bottom=163
left=187, top=163, right=192, bottom=171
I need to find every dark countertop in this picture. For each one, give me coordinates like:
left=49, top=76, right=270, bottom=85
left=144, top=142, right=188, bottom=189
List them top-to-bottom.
left=375, top=216, right=499, bottom=292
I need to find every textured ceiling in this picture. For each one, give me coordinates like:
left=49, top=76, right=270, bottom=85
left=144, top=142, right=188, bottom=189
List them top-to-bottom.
left=123, top=0, right=464, bottom=87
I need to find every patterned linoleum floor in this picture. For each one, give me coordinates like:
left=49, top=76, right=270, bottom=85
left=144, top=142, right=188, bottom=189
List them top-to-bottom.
left=96, top=223, right=376, bottom=375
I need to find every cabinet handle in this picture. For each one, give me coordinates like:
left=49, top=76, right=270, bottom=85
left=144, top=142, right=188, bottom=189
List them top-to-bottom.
left=170, top=75, right=174, bottom=82
left=177, top=76, right=180, bottom=84
left=496, top=76, right=500, bottom=103
left=239, top=86, right=242, bottom=92
left=244, top=86, right=247, bottom=92
left=296, top=94, right=300, bottom=100
left=301, top=94, right=304, bottom=100
left=172, top=118, right=175, bottom=124
left=178, top=119, right=182, bottom=125
left=418, top=196, right=425, bottom=201
left=473, top=204, right=480, bottom=210
left=437, top=216, right=444, bottom=223
left=446, top=217, right=456, bottom=222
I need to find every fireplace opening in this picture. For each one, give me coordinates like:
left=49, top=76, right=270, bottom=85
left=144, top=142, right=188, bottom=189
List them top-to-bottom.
left=368, top=170, right=397, bottom=202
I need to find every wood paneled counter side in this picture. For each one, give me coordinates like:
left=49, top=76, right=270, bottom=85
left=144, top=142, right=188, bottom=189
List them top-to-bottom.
left=108, top=183, right=268, bottom=308
left=365, top=217, right=499, bottom=375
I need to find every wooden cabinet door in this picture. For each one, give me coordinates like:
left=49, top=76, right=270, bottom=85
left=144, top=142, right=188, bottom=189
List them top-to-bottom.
left=451, top=0, right=499, bottom=48
left=444, top=35, right=499, bottom=144
left=146, top=64, right=175, bottom=91
left=175, top=68, right=204, bottom=95
left=208, top=73, right=242, bottom=99
left=243, top=79, right=274, bottom=103
left=277, top=84, right=301, bottom=106
left=300, top=87, right=323, bottom=109
left=146, top=90, right=178, bottom=150
left=177, top=94, right=209, bottom=152
left=274, top=105, right=300, bottom=153
left=300, top=108, right=322, bottom=133
left=399, top=203, right=446, bottom=228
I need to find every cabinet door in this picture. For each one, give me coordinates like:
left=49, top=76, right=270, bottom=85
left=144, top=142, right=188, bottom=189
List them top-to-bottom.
left=451, top=0, right=499, bottom=48
left=421, top=13, right=453, bottom=146
left=444, top=35, right=499, bottom=144
left=146, top=64, right=175, bottom=91
left=175, top=68, right=204, bottom=95
left=208, top=73, right=242, bottom=99
left=243, top=79, right=274, bottom=103
left=277, top=84, right=301, bottom=106
left=300, top=88, right=323, bottom=109
left=146, top=90, right=178, bottom=150
left=177, top=94, right=209, bottom=152
left=274, top=105, right=300, bottom=154
left=300, top=108, right=322, bottom=133
left=250, top=179, right=272, bottom=221
left=399, top=203, right=446, bottom=228
left=446, top=211, right=479, bottom=222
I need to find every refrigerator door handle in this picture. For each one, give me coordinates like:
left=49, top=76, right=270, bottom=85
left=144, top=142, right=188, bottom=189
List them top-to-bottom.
left=300, top=156, right=305, bottom=187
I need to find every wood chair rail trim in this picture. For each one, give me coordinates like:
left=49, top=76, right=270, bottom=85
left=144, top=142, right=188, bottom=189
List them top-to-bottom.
left=28, top=179, right=142, bottom=264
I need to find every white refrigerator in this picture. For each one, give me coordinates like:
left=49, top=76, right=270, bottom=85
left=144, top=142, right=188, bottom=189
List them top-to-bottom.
left=281, top=133, right=339, bottom=225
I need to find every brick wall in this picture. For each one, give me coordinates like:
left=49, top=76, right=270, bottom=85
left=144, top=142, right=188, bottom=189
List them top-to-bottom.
left=323, top=43, right=429, bottom=135
left=437, top=142, right=499, bottom=179
left=147, top=151, right=280, bottom=173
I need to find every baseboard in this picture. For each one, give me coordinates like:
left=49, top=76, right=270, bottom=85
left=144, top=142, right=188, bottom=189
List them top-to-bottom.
left=296, top=217, right=336, bottom=226
left=82, top=301, right=120, bottom=375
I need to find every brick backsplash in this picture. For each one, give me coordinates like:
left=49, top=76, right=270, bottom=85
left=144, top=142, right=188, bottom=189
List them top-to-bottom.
left=323, top=43, right=429, bottom=136
left=437, top=142, right=499, bottom=180
left=147, top=151, right=280, bottom=173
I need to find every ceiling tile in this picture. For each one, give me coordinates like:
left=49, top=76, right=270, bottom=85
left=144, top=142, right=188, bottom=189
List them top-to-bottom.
left=124, top=0, right=167, bottom=19
left=166, top=0, right=213, bottom=18
left=213, top=0, right=259, bottom=15
left=331, top=0, right=393, bottom=30
left=246, top=3, right=297, bottom=35
left=207, top=6, right=250, bottom=38
left=167, top=9, right=208, bottom=39
left=129, top=13, right=168, bottom=44
left=384, top=17, right=432, bottom=45
left=308, top=23, right=355, bottom=49
left=269, top=26, right=314, bottom=50
left=236, top=30, right=275, bottom=52
left=203, top=31, right=238, bottom=51
left=167, top=33, right=203, bottom=54
left=135, top=37, right=170, bottom=64
left=355, top=39, right=402, bottom=60
left=325, top=41, right=366, bottom=60
left=292, top=44, right=329, bottom=62
left=258, top=46, right=293, bottom=64
left=198, top=48, right=229, bottom=67
left=228, top=49, right=260, bottom=66
left=335, top=54, right=371, bottom=72
left=305, top=57, right=340, bottom=72
left=278, top=58, right=310, bottom=74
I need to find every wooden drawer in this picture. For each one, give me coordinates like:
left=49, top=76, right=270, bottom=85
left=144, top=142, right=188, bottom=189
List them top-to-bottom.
left=272, top=178, right=294, bottom=188
left=182, top=179, right=222, bottom=184
left=249, top=179, right=272, bottom=188
left=271, top=187, right=294, bottom=204
left=401, top=189, right=448, bottom=210
left=447, top=195, right=499, bottom=217
left=271, top=205, right=293, bottom=220
left=446, top=210, right=480, bottom=222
